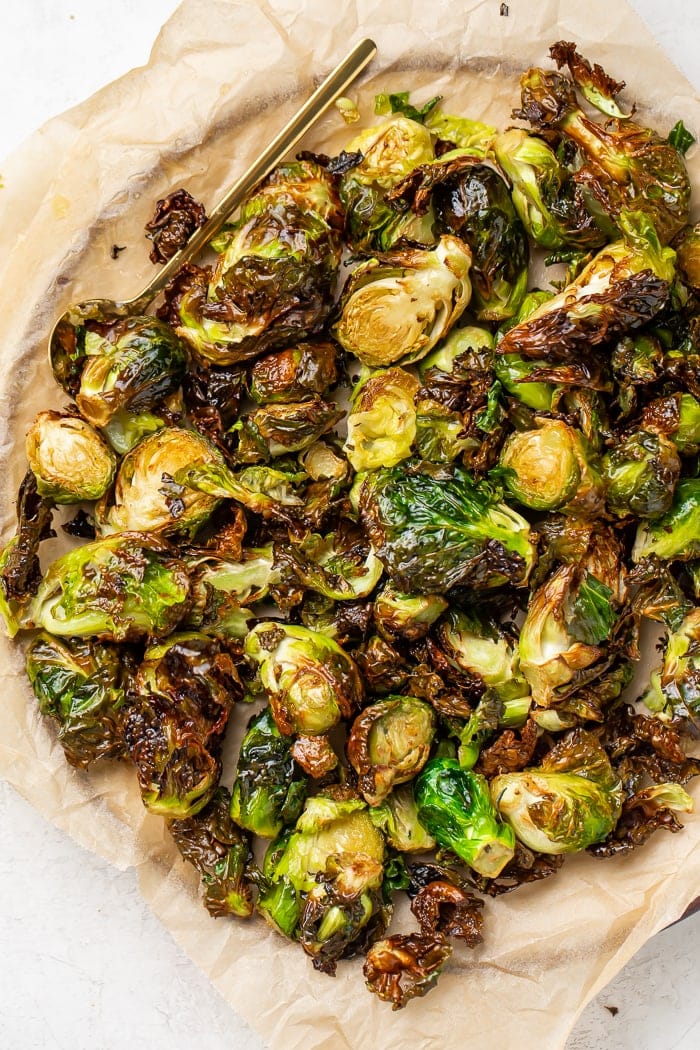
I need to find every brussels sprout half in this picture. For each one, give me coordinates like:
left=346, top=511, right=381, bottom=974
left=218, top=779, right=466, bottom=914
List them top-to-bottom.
left=334, top=235, right=472, bottom=368
left=75, top=316, right=188, bottom=428
left=343, top=368, right=420, bottom=472
left=26, top=412, right=117, bottom=504
left=97, top=427, right=224, bottom=537
left=26, top=533, right=190, bottom=641
left=245, top=622, right=364, bottom=736
left=347, top=696, right=437, bottom=806
left=491, top=729, right=623, bottom=854
left=414, top=758, right=516, bottom=877
left=258, top=792, right=386, bottom=956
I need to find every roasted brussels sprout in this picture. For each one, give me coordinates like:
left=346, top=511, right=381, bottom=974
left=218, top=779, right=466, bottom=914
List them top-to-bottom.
left=517, top=49, right=690, bottom=244
left=339, top=116, right=436, bottom=251
left=493, top=127, right=604, bottom=250
left=390, top=155, right=529, bottom=321
left=167, top=159, right=343, bottom=364
left=497, top=217, right=674, bottom=363
left=676, top=222, right=700, bottom=292
left=333, top=235, right=472, bottom=367
left=70, top=317, right=187, bottom=426
left=248, top=341, right=338, bottom=404
left=343, top=368, right=420, bottom=472
left=641, top=392, right=700, bottom=455
left=234, top=397, right=342, bottom=462
left=25, top=412, right=117, bottom=503
left=500, top=418, right=604, bottom=516
left=96, top=427, right=223, bottom=537
left=602, top=431, right=680, bottom=519
left=359, top=461, right=535, bottom=593
left=633, top=479, right=700, bottom=563
left=275, top=529, right=383, bottom=602
left=26, top=534, right=190, bottom=641
left=519, top=568, right=618, bottom=708
left=373, top=585, right=447, bottom=643
left=643, top=608, right=700, bottom=718
left=435, top=610, right=529, bottom=704
left=245, top=622, right=364, bottom=735
left=125, top=632, right=238, bottom=818
left=25, top=633, right=131, bottom=768
left=347, top=696, right=436, bottom=806
left=230, top=707, right=307, bottom=839
left=491, top=729, right=624, bottom=853
left=414, top=758, right=516, bottom=877
left=369, top=784, right=437, bottom=852
left=169, top=786, right=254, bottom=918
left=257, top=792, right=387, bottom=965
left=299, top=852, right=387, bottom=974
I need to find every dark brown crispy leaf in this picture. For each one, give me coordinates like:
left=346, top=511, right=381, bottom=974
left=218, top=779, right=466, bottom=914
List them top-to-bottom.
left=549, top=41, right=627, bottom=109
left=145, top=188, right=207, bottom=264
left=497, top=271, right=670, bottom=363
left=1, top=471, right=55, bottom=603
left=631, top=715, right=687, bottom=764
left=476, top=719, right=538, bottom=778
left=291, top=734, right=339, bottom=778
left=588, top=798, right=684, bottom=858
left=410, top=880, right=484, bottom=946
left=363, top=933, right=452, bottom=1009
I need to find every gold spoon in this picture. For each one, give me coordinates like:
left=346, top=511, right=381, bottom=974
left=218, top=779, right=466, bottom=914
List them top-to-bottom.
left=48, top=37, right=377, bottom=378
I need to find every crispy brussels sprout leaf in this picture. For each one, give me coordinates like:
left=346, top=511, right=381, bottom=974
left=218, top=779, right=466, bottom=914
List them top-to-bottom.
left=390, top=155, right=529, bottom=321
left=359, top=461, right=535, bottom=594
left=0, top=472, right=55, bottom=636
left=26, top=633, right=131, bottom=768
left=125, top=633, right=238, bottom=818
left=230, top=707, right=307, bottom=839
left=414, top=758, right=516, bottom=877
left=170, top=786, right=255, bottom=918
left=363, top=933, right=452, bottom=1009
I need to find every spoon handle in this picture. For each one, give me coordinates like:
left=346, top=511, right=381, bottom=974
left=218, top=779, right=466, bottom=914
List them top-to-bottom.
left=127, top=37, right=377, bottom=312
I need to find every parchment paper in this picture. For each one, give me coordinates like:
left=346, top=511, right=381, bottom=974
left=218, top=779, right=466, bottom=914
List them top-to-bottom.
left=1, top=2, right=699, bottom=1048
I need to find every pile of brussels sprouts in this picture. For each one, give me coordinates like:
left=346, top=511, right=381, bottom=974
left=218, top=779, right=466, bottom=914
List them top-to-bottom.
left=3, top=41, right=700, bottom=1009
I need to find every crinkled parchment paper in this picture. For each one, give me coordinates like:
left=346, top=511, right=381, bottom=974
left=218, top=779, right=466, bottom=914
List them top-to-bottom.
left=1, top=1, right=699, bottom=1047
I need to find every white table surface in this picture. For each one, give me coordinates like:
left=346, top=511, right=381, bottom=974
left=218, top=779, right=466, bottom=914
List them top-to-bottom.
left=1, top=3, right=700, bottom=1048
